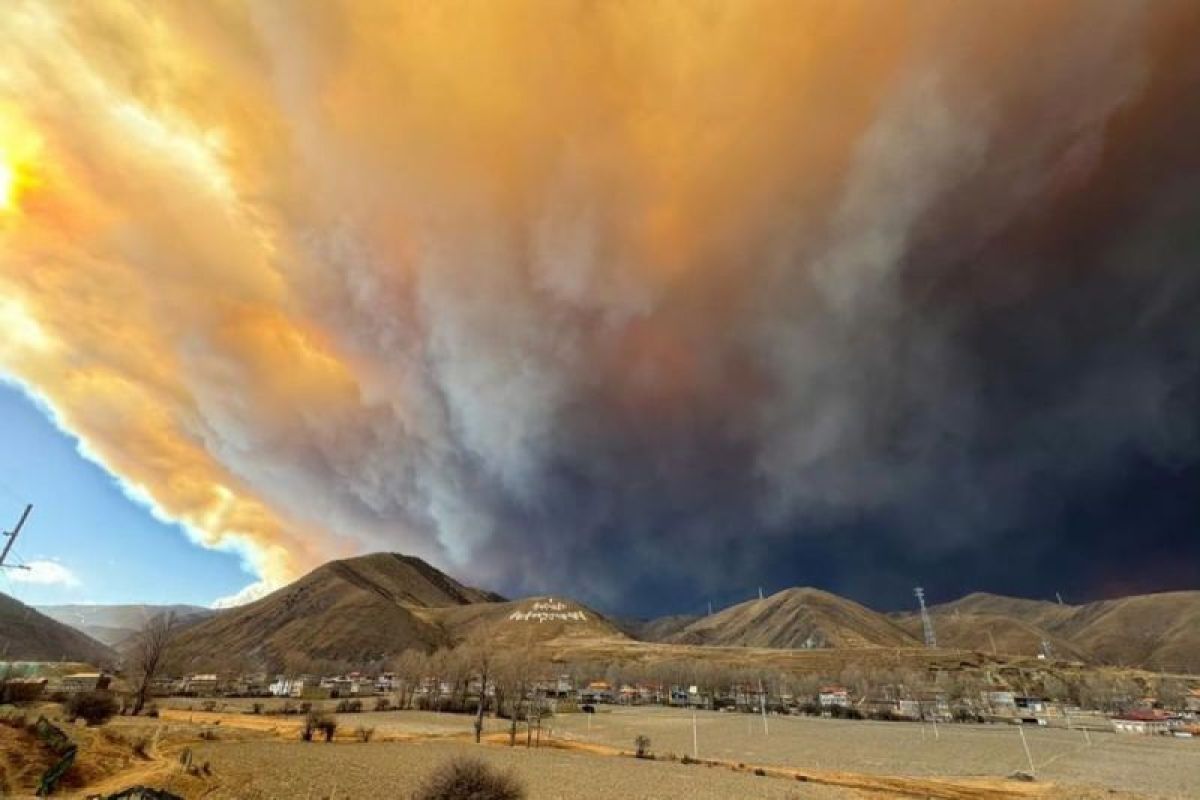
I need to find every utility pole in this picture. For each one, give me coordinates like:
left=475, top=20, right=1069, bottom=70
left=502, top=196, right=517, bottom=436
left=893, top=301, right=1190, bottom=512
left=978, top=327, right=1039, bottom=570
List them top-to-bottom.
left=0, top=504, right=32, bottom=570
left=758, top=587, right=764, bottom=601
left=914, top=587, right=936, bottom=648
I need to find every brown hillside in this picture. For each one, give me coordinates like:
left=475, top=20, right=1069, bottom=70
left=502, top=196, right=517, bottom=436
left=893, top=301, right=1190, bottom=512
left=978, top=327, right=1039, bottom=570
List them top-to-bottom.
left=166, top=553, right=503, bottom=672
left=669, top=588, right=920, bottom=649
left=931, top=590, right=1200, bottom=671
left=0, top=591, right=115, bottom=664
left=1053, top=591, right=1200, bottom=672
left=933, top=592, right=1077, bottom=630
left=893, top=611, right=1091, bottom=662
left=617, top=614, right=699, bottom=642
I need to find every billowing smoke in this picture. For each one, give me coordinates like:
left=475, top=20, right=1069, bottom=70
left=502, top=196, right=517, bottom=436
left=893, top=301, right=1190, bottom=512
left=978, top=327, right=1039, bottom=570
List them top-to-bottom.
left=1, top=1, right=1197, bottom=612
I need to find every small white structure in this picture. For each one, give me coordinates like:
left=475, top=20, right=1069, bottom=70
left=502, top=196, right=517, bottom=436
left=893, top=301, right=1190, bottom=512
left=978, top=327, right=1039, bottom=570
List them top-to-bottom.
left=59, top=673, right=110, bottom=694
left=184, top=674, right=219, bottom=695
left=818, top=686, right=850, bottom=708
left=1112, top=711, right=1174, bottom=735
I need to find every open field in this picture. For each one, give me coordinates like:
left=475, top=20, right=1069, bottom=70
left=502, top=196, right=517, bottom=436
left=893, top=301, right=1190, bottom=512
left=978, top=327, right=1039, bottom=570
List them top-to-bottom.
left=5, top=697, right=1195, bottom=798
left=136, top=702, right=1198, bottom=799
left=550, top=706, right=1199, bottom=798
left=186, top=739, right=859, bottom=800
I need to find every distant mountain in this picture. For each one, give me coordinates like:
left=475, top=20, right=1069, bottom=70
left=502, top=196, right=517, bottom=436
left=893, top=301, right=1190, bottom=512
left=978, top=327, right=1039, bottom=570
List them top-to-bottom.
left=165, top=553, right=519, bottom=671
left=668, top=588, right=920, bottom=649
left=925, top=590, right=1200, bottom=671
left=0, top=592, right=116, bottom=664
left=36, top=603, right=214, bottom=647
left=616, top=614, right=700, bottom=642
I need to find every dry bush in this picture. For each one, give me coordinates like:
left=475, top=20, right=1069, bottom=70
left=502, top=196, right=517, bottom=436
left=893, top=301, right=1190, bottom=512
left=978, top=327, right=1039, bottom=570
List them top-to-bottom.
left=66, top=691, right=118, bottom=726
left=374, top=697, right=392, bottom=712
left=335, top=699, right=362, bottom=713
left=302, top=710, right=337, bottom=742
left=355, top=725, right=375, bottom=742
left=634, top=734, right=651, bottom=759
left=413, top=757, right=524, bottom=800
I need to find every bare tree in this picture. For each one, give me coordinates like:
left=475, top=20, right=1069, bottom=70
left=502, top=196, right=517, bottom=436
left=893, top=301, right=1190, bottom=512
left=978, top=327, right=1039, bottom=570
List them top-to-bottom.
left=131, top=611, right=178, bottom=716
left=457, top=629, right=497, bottom=744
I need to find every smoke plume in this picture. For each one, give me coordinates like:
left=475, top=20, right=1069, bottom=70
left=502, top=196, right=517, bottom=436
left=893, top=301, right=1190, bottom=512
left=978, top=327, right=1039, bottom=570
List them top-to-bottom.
left=1, top=1, right=1197, bottom=611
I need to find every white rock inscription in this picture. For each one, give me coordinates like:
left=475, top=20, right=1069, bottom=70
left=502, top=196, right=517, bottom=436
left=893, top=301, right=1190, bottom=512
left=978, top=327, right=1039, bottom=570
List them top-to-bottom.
left=508, top=598, right=588, bottom=623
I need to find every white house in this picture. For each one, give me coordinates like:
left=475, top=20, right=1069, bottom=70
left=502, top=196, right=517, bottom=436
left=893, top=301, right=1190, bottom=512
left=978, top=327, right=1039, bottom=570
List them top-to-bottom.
left=818, top=686, right=850, bottom=708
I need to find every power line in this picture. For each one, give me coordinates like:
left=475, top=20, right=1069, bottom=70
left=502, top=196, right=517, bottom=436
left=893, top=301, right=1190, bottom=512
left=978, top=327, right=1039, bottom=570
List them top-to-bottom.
left=0, top=504, right=32, bottom=571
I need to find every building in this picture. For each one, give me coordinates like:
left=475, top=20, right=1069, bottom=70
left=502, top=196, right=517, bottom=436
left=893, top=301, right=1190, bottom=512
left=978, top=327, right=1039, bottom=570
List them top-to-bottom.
left=58, top=673, right=111, bottom=694
left=184, top=674, right=220, bottom=695
left=3, top=677, right=47, bottom=702
left=580, top=681, right=613, bottom=704
left=818, top=686, right=850, bottom=708
left=982, top=690, right=1017, bottom=713
left=1112, top=709, right=1177, bottom=735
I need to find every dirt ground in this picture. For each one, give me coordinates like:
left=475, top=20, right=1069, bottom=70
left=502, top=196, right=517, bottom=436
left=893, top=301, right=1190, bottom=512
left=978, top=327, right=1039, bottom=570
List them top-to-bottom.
left=3, top=702, right=1195, bottom=799
left=547, top=706, right=1200, bottom=797
left=186, top=739, right=860, bottom=800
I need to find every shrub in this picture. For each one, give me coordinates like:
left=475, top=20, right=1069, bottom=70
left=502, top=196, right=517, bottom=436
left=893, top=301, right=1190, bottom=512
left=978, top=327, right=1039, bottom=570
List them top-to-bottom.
left=66, top=691, right=118, bottom=726
left=374, top=697, right=392, bottom=712
left=335, top=699, right=362, bottom=713
left=200, top=700, right=218, bottom=713
left=281, top=701, right=295, bottom=715
left=299, top=701, right=312, bottom=714
left=250, top=702, right=263, bottom=715
left=145, top=705, right=159, bottom=718
left=303, top=710, right=337, bottom=742
left=355, top=725, right=375, bottom=742
left=199, top=728, right=218, bottom=741
left=634, top=734, right=651, bottom=759
left=132, top=735, right=151, bottom=758
left=413, top=756, right=525, bottom=800
left=754, top=768, right=767, bottom=777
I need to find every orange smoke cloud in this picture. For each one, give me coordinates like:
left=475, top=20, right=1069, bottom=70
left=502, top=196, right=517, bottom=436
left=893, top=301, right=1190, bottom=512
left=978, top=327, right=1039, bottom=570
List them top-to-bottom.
left=0, top=0, right=1185, bottom=602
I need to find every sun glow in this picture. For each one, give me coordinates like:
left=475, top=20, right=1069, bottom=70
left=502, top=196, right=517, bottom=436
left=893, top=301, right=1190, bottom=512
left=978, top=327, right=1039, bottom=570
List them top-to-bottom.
left=0, top=152, right=15, bottom=211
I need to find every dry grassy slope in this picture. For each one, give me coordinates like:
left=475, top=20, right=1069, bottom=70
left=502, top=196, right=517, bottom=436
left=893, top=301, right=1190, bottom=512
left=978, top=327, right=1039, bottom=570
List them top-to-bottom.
left=166, top=553, right=505, bottom=671
left=669, top=588, right=920, bottom=649
left=931, top=590, right=1200, bottom=671
left=0, top=591, right=116, bottom=664
left=1053, top=591, right=1200, bottom=672
left=932, top=592, right=1078, bottom=629
left=893, top=611, right=1092, bottom=662
left=616, top=614, right=700, bottom=642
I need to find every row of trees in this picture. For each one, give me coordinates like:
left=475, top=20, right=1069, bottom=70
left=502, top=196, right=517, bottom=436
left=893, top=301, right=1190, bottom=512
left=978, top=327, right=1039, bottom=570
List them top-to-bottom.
left=112, top=613, right=1190, bottom=723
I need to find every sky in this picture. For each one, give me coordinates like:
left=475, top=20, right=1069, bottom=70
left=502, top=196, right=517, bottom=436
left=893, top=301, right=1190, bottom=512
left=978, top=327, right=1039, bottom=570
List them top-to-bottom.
left=0, top=1, right=1197, bottom=617
left=0, top=382, right=249, bottom=607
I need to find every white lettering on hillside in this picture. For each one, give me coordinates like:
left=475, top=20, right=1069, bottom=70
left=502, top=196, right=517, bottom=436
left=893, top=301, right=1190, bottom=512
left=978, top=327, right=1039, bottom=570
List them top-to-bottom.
left=507, top=598, right=588, bottom=623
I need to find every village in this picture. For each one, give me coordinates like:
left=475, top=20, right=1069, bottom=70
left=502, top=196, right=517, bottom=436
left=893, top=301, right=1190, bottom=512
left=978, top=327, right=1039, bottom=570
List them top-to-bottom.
left=7, top=660, right=1199, bottom=738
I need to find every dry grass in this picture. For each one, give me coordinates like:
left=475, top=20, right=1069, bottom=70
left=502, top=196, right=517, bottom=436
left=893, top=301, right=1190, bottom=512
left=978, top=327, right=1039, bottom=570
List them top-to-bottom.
left=549, top=706, right=1199, bottom=798
left=184, top=739, right=856, bottom=800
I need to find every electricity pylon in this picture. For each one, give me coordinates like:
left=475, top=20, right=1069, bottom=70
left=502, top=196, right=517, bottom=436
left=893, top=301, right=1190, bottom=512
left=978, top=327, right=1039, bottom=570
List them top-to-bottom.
left=914, top=586, right=936, bottom=648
